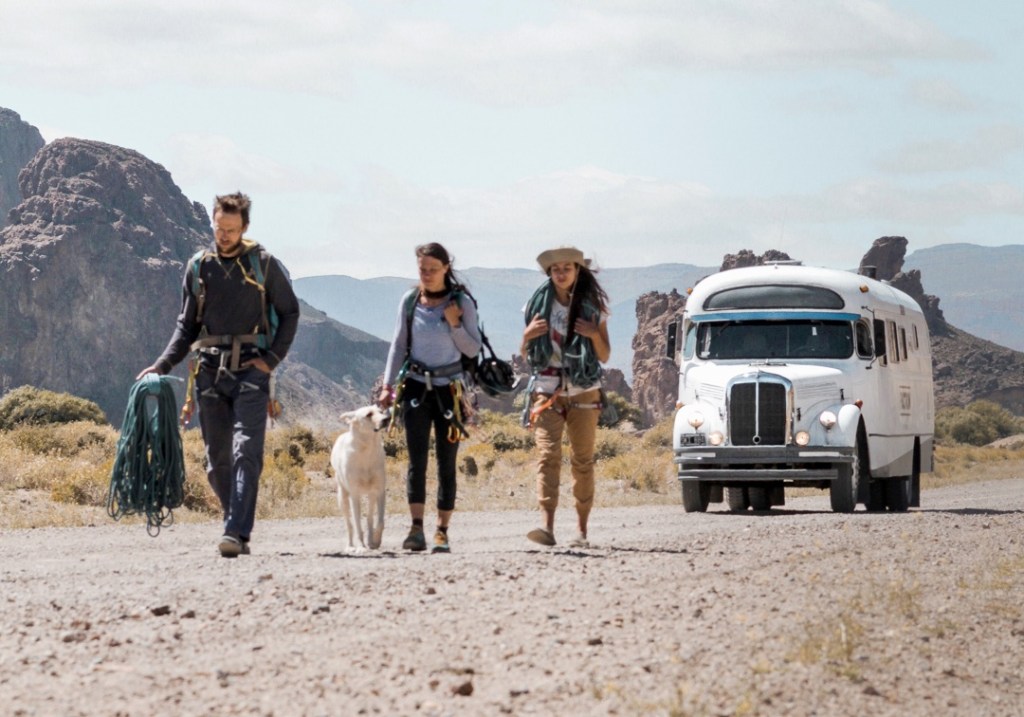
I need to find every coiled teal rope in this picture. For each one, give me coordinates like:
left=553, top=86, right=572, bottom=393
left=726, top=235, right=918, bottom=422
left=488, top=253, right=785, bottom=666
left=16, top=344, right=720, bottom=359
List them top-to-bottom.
left=107, top=374, right=186, bottom=536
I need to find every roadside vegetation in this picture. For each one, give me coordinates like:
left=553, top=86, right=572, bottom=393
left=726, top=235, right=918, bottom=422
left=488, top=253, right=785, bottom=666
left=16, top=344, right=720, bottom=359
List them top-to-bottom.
left=2, top=388, right=1023, bottom=530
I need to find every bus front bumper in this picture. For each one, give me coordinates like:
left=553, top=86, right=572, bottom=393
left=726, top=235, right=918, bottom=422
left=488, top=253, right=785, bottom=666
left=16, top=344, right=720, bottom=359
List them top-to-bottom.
left=674, top=444, right=856, bottom=482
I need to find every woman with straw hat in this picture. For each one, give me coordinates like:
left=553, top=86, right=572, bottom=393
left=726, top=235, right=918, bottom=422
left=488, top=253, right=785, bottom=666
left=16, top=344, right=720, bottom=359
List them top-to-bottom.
left=520, top=246, right=611, bottom=548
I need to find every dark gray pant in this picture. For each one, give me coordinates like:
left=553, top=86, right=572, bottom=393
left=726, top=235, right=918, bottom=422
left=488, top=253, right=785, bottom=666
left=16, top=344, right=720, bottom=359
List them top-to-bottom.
left=197, top=366, right=270, bottom=540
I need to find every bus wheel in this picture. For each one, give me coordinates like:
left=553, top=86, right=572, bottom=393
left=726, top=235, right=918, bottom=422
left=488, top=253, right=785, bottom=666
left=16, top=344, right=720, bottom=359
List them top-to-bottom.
left=830, top=462, right=858, bottom=513
left=886, top=477, right=911, bottom=512
left=865, top=480, right=886, bottom=512
left=682, top=481, right=711, bottom=512
left=748, top=486, right=771, bottom=511
left=725, top=487, right=749, bottom=512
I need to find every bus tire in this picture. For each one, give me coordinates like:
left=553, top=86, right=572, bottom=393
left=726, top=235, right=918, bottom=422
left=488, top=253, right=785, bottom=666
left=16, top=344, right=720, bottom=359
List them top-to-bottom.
left=830, top=462, right=858, bottom=513
left=886, top=476, right=911, bottom=512
left=865, top=480, right=886, bottom=512
left=682, top=481, right=711, bottom=512
left=748, top=486, right=771, bottom=511
left=725, top=487, right=749, bottom=512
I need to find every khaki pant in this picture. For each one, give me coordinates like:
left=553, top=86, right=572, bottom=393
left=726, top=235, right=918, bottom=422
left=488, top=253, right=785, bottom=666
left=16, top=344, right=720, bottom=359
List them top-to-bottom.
left=531, top=388, right=601, bottom=524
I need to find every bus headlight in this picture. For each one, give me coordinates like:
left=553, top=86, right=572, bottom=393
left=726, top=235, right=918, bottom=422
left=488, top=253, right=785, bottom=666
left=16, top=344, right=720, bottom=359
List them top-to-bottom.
left=818, top=411, right=837, bottom=430
left=687, top=412, right=705, bottom=429
left=709, top=431, right=724, bottom=446
left=795, top=431, right=810, bottom=446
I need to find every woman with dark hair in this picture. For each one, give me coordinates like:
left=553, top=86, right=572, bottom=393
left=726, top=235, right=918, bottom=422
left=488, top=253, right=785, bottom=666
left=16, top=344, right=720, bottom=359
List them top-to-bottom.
left=379, top=243, right=481, bottom=553
left=520, top=246, right=611, bottom=548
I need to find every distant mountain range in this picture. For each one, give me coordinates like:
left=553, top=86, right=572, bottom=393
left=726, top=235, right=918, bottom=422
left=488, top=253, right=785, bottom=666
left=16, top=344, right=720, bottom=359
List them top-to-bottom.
left=905, top=243, right=1024, bottom=353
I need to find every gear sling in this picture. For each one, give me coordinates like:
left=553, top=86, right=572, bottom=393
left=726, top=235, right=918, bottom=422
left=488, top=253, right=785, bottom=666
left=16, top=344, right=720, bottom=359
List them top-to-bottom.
left=179, top=243, right=281, bottom=426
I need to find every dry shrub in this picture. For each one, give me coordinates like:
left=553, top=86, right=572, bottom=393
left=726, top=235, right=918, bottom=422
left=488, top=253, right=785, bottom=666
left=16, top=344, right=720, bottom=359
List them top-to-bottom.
left=0, top=386, right=107, bottom=429
left=641, top=417, right=674, bottom=448
left=594, top=428, right=631, bottom=460
left=599, top=447, right=674, bottom=493
left=257, top=449, right=310, bottom=516
left=51, top=459, right=112, bottom=506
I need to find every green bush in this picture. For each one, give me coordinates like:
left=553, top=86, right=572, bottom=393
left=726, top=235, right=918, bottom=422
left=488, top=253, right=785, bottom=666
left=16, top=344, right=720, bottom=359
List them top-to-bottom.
left=0, top=386, right=107, bottom=430
left=935, top=400, right=1024, bottom=446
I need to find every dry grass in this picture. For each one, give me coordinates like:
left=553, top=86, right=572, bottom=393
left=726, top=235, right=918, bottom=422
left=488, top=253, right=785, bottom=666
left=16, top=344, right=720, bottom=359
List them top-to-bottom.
left=3, top=415, right=1023, bottom=530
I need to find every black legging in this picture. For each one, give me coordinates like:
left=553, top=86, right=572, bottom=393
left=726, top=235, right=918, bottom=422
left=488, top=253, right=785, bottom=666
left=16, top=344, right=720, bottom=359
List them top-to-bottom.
left=401, top=378, right=459, bottom=511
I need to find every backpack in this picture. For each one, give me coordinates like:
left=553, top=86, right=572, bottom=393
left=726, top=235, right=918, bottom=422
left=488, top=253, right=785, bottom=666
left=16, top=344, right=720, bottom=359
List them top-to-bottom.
left=189, top=240, right=278, bottom=349
left=401, top=287, right=518, bottom=397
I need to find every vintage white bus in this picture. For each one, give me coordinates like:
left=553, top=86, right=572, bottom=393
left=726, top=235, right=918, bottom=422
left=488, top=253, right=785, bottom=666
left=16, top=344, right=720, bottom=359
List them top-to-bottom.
left=668, top=262, right=934, bottom=513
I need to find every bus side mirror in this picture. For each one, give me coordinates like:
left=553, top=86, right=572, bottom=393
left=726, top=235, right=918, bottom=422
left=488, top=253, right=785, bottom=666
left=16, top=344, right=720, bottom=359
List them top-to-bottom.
left=666, top=320, right=678, bottom=358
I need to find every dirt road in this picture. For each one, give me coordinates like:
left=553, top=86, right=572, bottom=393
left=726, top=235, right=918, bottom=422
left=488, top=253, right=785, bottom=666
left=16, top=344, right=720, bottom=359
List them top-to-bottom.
left=2, top=480, right=1023, bottom=716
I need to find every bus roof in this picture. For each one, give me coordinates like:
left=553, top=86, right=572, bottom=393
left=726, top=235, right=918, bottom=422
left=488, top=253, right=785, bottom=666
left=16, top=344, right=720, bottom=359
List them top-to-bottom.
left=684, top=263, right=925, bottom=319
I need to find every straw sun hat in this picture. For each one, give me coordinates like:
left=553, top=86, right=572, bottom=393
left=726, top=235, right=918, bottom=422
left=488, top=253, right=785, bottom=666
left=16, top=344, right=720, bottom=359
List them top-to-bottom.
left=536, top=246, right=590, bottom=273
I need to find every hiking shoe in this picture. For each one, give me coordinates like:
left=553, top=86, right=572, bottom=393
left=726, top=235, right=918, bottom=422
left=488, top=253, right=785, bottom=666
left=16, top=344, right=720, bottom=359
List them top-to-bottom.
left=402, top=526, right=427, bottom=552
left=527, top=528, right=556, bottom=547
left=431, top=530, right=450, bottom=554
left=219, top=534, right=243, bottom=558
left=240, top=541, right=251, bottom=556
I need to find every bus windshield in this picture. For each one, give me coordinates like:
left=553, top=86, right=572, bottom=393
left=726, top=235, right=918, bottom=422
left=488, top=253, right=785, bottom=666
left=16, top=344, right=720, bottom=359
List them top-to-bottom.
left=695, top=320, right=854, bottom=360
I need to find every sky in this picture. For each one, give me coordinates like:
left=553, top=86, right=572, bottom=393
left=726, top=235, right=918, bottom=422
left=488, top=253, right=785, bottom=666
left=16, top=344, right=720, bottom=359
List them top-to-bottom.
left=0, top=0, right=1021, bottom=280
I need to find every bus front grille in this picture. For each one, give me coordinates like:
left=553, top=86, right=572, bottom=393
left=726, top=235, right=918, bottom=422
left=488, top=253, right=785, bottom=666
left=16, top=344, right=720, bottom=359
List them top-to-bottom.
left=729, top=382, right=787, bottom=445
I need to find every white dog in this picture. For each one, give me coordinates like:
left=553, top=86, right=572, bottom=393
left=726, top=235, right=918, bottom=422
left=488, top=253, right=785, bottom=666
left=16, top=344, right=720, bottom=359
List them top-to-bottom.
left=330, top=405, right=390, bottom=551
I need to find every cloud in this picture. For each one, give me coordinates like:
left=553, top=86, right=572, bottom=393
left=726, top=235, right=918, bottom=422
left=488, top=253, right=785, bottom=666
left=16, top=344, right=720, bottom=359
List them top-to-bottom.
left=0, top=0, right=978, bottom=104
left=906, top=78, right=978, bottom=112
left=875, top=124, right=1024, bottom=174
left=163, top=133, right=345, bottom=194
left=303, top=164, right=1022, bottom=278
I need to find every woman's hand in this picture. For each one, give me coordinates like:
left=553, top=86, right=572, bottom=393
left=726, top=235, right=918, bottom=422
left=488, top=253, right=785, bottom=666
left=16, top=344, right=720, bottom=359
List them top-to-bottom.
left=444, top=299, right=464, bottom=328
left=523, top=315, right=549, bottom=342
left=573, top=317, right=600, bottom=339
left=378, top=386, right=394, bottom=409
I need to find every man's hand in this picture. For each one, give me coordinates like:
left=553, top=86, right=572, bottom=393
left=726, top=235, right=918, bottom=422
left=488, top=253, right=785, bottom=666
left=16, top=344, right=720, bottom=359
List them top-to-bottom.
left=243, top=358, right=273, bottom=374
left=135, top=365, right=161, bottom=381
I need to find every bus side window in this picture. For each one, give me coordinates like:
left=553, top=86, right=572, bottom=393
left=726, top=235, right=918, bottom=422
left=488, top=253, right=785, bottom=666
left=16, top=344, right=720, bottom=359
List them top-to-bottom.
left=873, top=319, right=887, bottom=366
left=855, top=320, right=873, bottom=358
left=888, top=320, right=900, bottom=363
left=912, top=324, right=920, bottom=350
left=899, top=327, right=908, bottom=359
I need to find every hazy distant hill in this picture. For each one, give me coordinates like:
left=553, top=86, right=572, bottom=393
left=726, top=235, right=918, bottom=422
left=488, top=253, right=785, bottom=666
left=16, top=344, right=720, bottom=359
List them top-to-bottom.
left=905, top=243, right=1024, bottom=352
left=293, top=264, right=715, bottom=380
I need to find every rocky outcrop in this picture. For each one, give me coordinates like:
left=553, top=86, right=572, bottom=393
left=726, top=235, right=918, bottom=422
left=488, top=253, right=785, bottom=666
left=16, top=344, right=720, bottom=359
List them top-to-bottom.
left=0, top=108, right=45, bottom=229
left=0, top=138, right=213, bottom=422
left=859, top=236, right=947, bottom=334
left=720, top=249, right=792, bottom=271
left=631, top=289, right=687, bottom=426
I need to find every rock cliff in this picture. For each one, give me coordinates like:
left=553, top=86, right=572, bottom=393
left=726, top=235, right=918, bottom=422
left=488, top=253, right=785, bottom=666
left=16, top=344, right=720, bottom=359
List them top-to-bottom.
left=0, top=108, right=45, bottom=228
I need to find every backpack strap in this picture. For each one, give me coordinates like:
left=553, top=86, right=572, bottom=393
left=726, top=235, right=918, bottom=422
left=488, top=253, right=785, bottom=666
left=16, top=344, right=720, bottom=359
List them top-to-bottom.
left=189, top=249, right=215, bottom=326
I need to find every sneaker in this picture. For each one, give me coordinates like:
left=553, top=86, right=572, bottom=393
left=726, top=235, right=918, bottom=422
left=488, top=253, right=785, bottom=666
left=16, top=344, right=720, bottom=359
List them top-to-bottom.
left=402, top=526, right=427, bottom=552
left=431, top=530, right=450, bottom=554
left=219, top=534, right=243, bottom=558
left=240, top=541, right=251, bottom=556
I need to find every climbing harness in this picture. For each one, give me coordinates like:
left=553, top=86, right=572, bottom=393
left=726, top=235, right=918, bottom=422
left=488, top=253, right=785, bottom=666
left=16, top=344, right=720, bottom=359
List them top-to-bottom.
left=107, top=374, right=186, bottom=536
